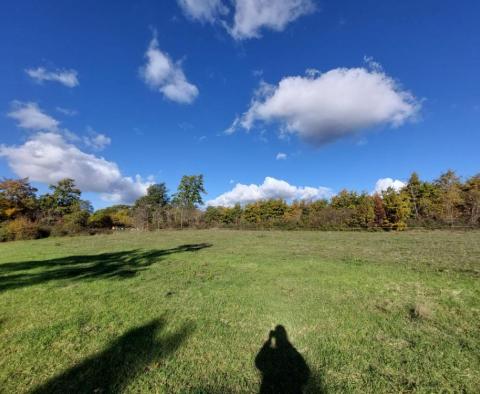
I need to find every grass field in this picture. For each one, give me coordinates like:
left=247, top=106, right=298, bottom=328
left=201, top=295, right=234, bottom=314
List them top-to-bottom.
left=0, top=230, right=479, bottom=393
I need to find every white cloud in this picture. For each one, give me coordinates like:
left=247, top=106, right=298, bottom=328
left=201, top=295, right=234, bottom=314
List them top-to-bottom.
left=177, top=0, right=315, bottom=40
left=177, top=0, right=228, bottom=23
left=229, top=0, right=315, bottom=39
left=140, top=34, right=198, bottom=104
left=229, top=64, right=420, bottom=146
left=25, top=67, right=79, bottom=87
left=305, top=68, right=320, bottom=77
left=8, top=101, right=59, bottom=131
left=56, top=107, right=78, bottom=116
left=83, top=131, right=111, bottom=151
left=0, top=132, right=152, bottom=204
left=276, top=152, right=287, bottom=160
left=207, top=176, right=333, bottom=207
left=374, top=178, right=406, bottom=194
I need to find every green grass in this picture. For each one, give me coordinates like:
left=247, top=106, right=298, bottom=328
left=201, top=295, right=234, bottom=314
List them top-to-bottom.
left=0, top=230, right=479, bottom=393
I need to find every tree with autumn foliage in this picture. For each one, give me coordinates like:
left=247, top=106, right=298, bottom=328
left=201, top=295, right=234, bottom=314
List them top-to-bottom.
left=0, top=178, right=38, bottom=220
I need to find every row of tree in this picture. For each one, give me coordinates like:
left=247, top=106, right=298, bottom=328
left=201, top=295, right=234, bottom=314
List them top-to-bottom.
left=1, top=170, right=479, bottom=241
left=204, top=171, right=480, bottom=230
left=0, top=175, right=206, bottom=241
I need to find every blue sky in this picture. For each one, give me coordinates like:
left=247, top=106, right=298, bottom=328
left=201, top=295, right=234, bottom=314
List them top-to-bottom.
left=1, top=0, right=479, bottom=208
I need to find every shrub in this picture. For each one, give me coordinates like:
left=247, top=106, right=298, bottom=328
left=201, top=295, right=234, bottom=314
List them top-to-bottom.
left=111, top=209, right=133, bottom=227
left=56, top=210, right=90, bottom=235
left=88, top=211, right=113, bottom=228
left=4, top=217, right=47, bottom=241
left=0, top=225, right=8, bottom=242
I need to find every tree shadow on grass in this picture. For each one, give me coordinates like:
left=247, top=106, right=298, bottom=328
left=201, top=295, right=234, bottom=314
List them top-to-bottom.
left=0, top=243, right=212, bottom=292
left=30, top=318, right=194, bottom=394
left=256, top=325, right=326, bottom=394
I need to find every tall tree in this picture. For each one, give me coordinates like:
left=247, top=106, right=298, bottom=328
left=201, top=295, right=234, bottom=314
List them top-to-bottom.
left=435, top=170, right=462, bottom=226
left=406, top=172, right=421, bottom=221
left=462, top=174, right=480, bottom=226
left=172, top=175, right=206, bottom=228
left=49, top=178, right=82, bottom=216
left=133, top=183, right=170, bottom=230
left=135, top=183, right=169, bottom=208
left=382, top=187, right=411, bottom=230
left=373, top=193, right=386, bottom=227
left=353, top=194, right=375, bottom=228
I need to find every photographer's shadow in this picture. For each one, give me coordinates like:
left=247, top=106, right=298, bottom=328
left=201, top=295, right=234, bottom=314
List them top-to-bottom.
left=255, top=325, right=311, bottom=394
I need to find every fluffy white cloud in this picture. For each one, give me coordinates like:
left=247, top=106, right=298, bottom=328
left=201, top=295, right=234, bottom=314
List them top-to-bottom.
left=177, top=0, right=314, bottom=40
left=177, top=0, right=228, bottom=23
left=230, top=0, right=315, bottom=39
left=140, top=34, right=198, bottom=104
left=229, top=64, right=420, bottom=146
left=25, top=67, right=79, bottom=87
left=8, top=102, right=59, bottom=131
left=0, top=132, right=152, bottom=203
left=276, top=152, right=287, bottom=160
left=207, top=176, right=333, bottom=207
left=374, top=178, right=406, bottom=194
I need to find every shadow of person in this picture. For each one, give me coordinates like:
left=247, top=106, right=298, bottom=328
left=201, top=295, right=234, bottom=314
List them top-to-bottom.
left=255, top=325, right=310, bottom=394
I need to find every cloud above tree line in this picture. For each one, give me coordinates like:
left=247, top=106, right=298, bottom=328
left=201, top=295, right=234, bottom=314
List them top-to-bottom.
left=227, top=61, right=420, bottom=146
left=2, top=102, right=152, bottom=203
left=206, top=176, right=408, bottom=207
left=207, top=176, right=333, bottom=207
left=374, top=178, right=406, bottom=194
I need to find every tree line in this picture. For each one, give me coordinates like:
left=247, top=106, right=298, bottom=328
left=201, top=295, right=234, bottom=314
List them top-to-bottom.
left=1, top=170, right=479, bottom=241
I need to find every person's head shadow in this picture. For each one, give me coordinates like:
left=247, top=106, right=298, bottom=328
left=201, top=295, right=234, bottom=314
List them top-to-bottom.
left=255, top=325, right=311, bottom=394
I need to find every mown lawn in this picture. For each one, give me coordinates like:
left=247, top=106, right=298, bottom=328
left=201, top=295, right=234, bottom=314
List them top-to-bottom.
left=0, top=230, right=479, bottom=393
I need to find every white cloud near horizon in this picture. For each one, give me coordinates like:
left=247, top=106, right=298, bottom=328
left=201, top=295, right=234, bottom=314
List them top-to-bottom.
left=177, top=0, right=315, bottom=40
left=140, top=34, right=198, bottom=104
left=228, top=64, right=420, bottom=146
left=25, top=67, right=79, bottom=87
left=8, top=102, right=60, bottom=131
left=3, top=104, right=146, bottom=203
left=0, top=132, right=152, bottom=204
left=207, top=176, right=333, bottom=207
left=374, top=178, right=406, bottom=194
